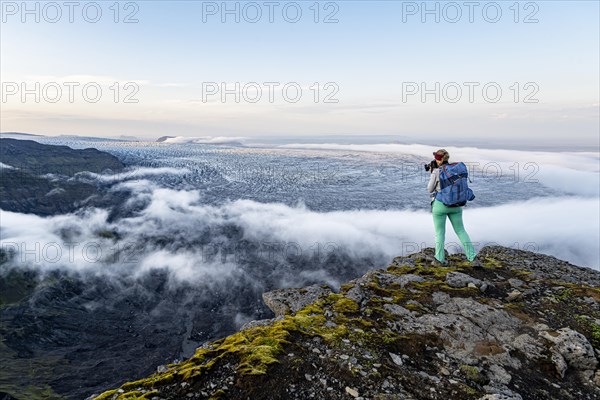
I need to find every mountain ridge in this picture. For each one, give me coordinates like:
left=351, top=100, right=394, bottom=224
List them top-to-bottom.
left=0, top=138, right=125, bottom=215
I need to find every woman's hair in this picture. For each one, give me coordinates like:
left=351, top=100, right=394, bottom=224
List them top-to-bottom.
left=435, top=149, right=450, bottom=163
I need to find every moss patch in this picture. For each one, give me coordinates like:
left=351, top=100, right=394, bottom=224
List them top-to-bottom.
left=332, top=297, right=359, bottom=313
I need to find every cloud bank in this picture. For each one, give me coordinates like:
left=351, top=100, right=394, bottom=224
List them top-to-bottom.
left=75, top=167, right=191, bottom=183
left=1, top=185, right=598, bottom=289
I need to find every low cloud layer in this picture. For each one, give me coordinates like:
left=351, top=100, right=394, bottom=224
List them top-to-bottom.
left=0, top=162, right=16, bottom=169
left=75, top=167, right=190, bottom=183
left=1, top=184, right=598, bottom=288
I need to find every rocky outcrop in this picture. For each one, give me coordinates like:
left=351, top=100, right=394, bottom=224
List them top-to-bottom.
left=92, top=246, right=600, bottom=400
left=262, top=284, right=333, bottom=317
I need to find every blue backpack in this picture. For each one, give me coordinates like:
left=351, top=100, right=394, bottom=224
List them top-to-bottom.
left=435, top=162, right=475, bottom=207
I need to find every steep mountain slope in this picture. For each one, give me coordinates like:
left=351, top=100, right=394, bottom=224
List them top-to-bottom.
left=0, top=138, right=124, bottom=215
left=0, top=138, right=124, bottom=176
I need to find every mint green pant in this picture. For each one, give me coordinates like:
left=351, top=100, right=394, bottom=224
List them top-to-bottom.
left=432, top=199, right=476, bottom=262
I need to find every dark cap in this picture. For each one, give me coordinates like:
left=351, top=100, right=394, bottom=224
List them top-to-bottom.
left=433, top=149, right=448, bottom=161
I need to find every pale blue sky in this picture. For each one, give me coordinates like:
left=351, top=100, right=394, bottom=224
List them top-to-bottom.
left=1, top=1, right=598, bottom=145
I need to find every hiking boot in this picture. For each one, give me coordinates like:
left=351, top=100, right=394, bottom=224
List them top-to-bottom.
left=431, top=258, right=449, bottom=267
left=469, top=259, right=483, bottom=269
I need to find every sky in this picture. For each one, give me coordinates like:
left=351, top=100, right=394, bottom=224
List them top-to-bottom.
left=0, top=0, right=599, bottom=146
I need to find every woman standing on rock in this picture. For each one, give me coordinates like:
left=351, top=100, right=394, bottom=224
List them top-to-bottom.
left=427, top=149, right=479, bottom=267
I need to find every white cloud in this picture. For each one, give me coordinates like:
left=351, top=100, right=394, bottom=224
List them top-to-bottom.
left=75, top=167, right=190, bottom=183
left=1, top=190, right=598, bottom=284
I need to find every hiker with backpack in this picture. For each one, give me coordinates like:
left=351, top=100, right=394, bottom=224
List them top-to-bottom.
left=427, top=149, right=479, bottom=267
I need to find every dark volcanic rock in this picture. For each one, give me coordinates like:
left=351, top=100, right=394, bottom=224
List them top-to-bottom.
left=0, top=168, right=97, bottom=215
left=91, top=246, right=600, bottom=400
left=0, top=264, right=274, bottom=400
left=262, top=284, right=333, bottom=317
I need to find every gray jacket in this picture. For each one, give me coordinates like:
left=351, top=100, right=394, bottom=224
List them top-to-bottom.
left=427, top=168, right=441, bottom=195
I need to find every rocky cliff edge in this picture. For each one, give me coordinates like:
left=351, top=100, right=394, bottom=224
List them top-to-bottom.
left=92, top=245, right=600, bottom=400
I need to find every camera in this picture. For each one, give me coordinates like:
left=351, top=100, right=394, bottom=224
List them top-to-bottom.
left=424, top=160, right=438, bottom=172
